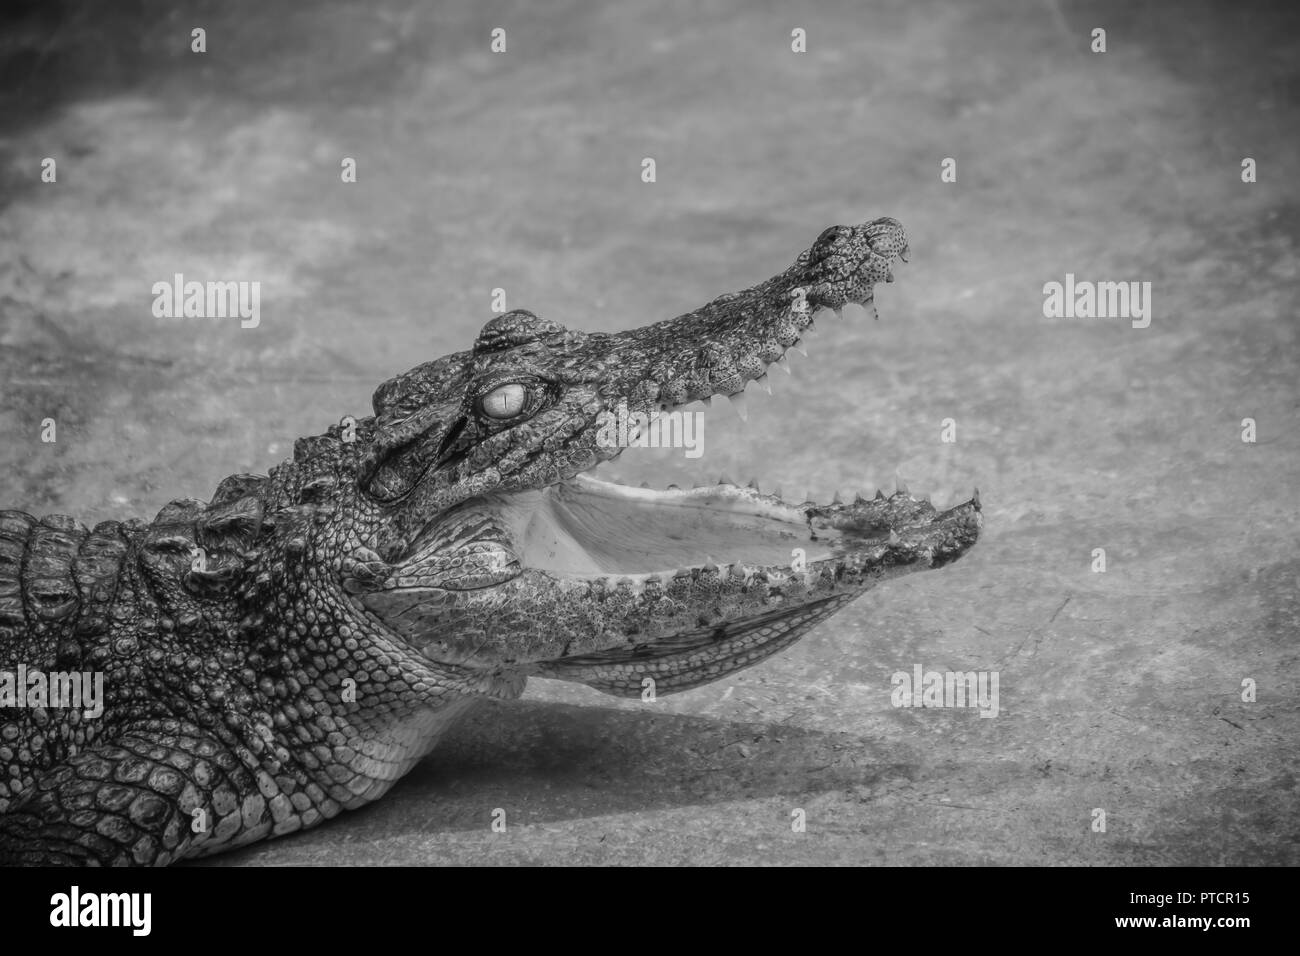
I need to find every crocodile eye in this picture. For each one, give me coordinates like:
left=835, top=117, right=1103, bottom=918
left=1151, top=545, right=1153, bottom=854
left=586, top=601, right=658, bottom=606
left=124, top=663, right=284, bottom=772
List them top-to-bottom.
left=480, top=383, right=527, bottom=419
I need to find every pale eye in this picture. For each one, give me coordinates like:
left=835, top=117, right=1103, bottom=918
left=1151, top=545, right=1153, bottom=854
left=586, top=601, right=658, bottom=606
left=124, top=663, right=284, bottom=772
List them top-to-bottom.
left=480, top=383, right=527, bottom=419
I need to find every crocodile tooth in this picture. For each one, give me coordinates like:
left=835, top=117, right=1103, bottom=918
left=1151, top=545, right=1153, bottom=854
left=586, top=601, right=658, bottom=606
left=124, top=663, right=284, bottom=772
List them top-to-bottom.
left=791, top=342, right=808, bottom=357
left=775, top=355, right=792, bottom=374
left=753, top=375, right=772, bottom=395
left=727, top=392, right=748, bottom=421
left=701, top=396, right=713, bottom=407
left=717, top=473, right=734, bottom=486
left=895, top=475, right=909, bottom=496
left=747, top=478, right=760, bottom=491
left=640, top=481, right=651, bottom=488
left=667, top=483, right=680, bottom=490
left=771, top=485, right=783, bottom=499
left=973, top=487, right=982, bottom=507
left=875, top=489, right=886, bottom=500
left=832, top=490, right=843, bottom=504
left=854, top=491, right=867, bottom=505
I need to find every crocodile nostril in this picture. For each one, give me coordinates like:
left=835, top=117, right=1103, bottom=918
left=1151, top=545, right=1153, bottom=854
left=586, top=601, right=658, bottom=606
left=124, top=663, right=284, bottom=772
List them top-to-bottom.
left=815, top=225, right=848, bottom=248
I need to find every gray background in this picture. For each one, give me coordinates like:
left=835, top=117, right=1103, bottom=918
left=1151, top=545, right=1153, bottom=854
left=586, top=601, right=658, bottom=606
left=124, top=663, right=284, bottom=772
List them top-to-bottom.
left=1, top=0, right=1296, bottom=864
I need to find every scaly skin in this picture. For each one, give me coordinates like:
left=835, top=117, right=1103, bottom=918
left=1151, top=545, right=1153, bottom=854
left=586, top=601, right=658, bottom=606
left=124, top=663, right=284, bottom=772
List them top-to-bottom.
left=0, top=216, right=980, bottom=865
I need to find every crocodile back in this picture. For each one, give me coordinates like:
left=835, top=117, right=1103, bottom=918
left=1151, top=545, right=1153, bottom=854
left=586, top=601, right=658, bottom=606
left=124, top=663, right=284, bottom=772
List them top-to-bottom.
left=0, top=511, right=132, bottom=811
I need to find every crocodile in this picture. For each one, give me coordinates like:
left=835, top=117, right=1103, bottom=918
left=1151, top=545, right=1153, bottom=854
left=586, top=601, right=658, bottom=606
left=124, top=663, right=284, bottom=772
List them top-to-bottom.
left=0, top=216, right=980, bottom=866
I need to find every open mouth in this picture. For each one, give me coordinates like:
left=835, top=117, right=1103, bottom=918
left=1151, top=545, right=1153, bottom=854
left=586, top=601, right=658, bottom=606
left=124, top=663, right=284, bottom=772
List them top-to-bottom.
left=360, top=451, right=980, bottom=686
left=488, top=472, right=978, bottom=584
left=497, top=478, right=820, bottom=578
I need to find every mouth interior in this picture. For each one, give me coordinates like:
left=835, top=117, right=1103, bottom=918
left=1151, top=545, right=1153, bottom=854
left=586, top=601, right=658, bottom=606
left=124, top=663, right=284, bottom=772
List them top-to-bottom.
left=496, top=475, right=837, bottom=578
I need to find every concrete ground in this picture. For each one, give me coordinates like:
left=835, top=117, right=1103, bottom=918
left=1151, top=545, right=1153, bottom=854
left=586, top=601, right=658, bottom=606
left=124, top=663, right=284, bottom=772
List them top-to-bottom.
left=1, top=0, right=1296, bottom=865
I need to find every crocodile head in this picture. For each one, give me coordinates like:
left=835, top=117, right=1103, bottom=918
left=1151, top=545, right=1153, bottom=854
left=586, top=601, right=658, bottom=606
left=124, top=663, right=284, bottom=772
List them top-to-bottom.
left=293, top=217, right=980, bottom=698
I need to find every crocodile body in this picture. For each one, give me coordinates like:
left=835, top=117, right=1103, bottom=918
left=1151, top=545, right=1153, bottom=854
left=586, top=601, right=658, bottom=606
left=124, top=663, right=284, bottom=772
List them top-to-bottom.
left=0, top=217, right=980, bottom=865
